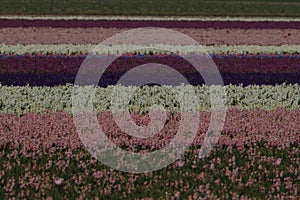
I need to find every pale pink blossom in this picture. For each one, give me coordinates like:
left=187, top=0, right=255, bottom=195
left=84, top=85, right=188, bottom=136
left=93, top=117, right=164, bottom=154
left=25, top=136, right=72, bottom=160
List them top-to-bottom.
left=275, top=158, right=282, bottom=166
left=177, top=160, right=185, bottom=168
left=209, top=163, right=215, bottom=171
left=54, top=177, right=64, bottom=185
left=174, top=191, right=180, bottom=199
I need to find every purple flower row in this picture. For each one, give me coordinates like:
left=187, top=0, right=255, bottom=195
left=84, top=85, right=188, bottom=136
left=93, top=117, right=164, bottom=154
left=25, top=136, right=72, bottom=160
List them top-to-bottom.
left=1, top=19, right=300, bottom=29
left=1, top=54, right=300, bottom=74
left=0, top=72, right=299, bottom=86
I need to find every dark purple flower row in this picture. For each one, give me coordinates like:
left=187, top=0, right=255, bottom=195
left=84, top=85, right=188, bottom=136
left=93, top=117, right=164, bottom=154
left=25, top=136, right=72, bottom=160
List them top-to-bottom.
left=1, top=19, right=300, bottom=29
left=1, top=54, right=300, bottom=74
left=0, top=72, right=299, bottom=86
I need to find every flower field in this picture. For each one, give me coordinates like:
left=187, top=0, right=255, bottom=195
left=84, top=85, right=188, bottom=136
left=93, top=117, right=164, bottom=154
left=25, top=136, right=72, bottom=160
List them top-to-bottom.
left=0, top=5, right=300, bottom=200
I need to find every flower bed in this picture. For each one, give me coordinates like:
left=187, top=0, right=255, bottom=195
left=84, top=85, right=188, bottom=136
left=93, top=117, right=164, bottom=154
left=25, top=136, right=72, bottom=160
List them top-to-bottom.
left=1, top=13, right=299, bottom=199
left=2, top=18, right=300, bottom=29
left=1, top=28, right=299, bottom=45
left=1, top=44, right=300, bottom=55
left=1, top=54, right=300, bottom=73
left=0, top=72, right=299, bottom=86
left=0, top=84, right=299, bottom=115
left=1, top=143, right=298, bottom=199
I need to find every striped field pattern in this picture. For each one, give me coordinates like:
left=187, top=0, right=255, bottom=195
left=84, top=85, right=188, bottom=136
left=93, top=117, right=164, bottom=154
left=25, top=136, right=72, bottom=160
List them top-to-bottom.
left=0, top=15, right=299, bottom=199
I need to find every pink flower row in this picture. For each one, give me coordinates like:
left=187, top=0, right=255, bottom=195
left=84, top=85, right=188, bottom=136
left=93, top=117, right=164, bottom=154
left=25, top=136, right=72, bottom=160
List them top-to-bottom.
left=0, top=107, right=299, bottom=152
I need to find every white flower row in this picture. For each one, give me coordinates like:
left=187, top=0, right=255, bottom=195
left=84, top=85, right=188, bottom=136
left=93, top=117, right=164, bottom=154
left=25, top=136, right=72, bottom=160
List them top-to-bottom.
left=0, top=15, right=300, bottom=22
left=1, top=44, right=300, bottom=55
left=0, top=83, right=299, bottom=115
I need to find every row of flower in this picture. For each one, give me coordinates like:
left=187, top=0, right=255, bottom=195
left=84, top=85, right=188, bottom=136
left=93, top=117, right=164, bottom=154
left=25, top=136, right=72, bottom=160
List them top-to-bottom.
left=2, top=15, right=300, bottom=21
left=1, top=18, right=300, bottom=29
left=1, top=28, right=297, bottom=46
left=1, top=44, right=300, bottom=55
left=1, top=54, right=300, bottom=73
left=0, top=72, right=298, bottom=86
left=0, top=84, right=299, bottom=115
left=1, top=108, right=299, bottom=151
left=1, top=143, right=298, bottom=199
